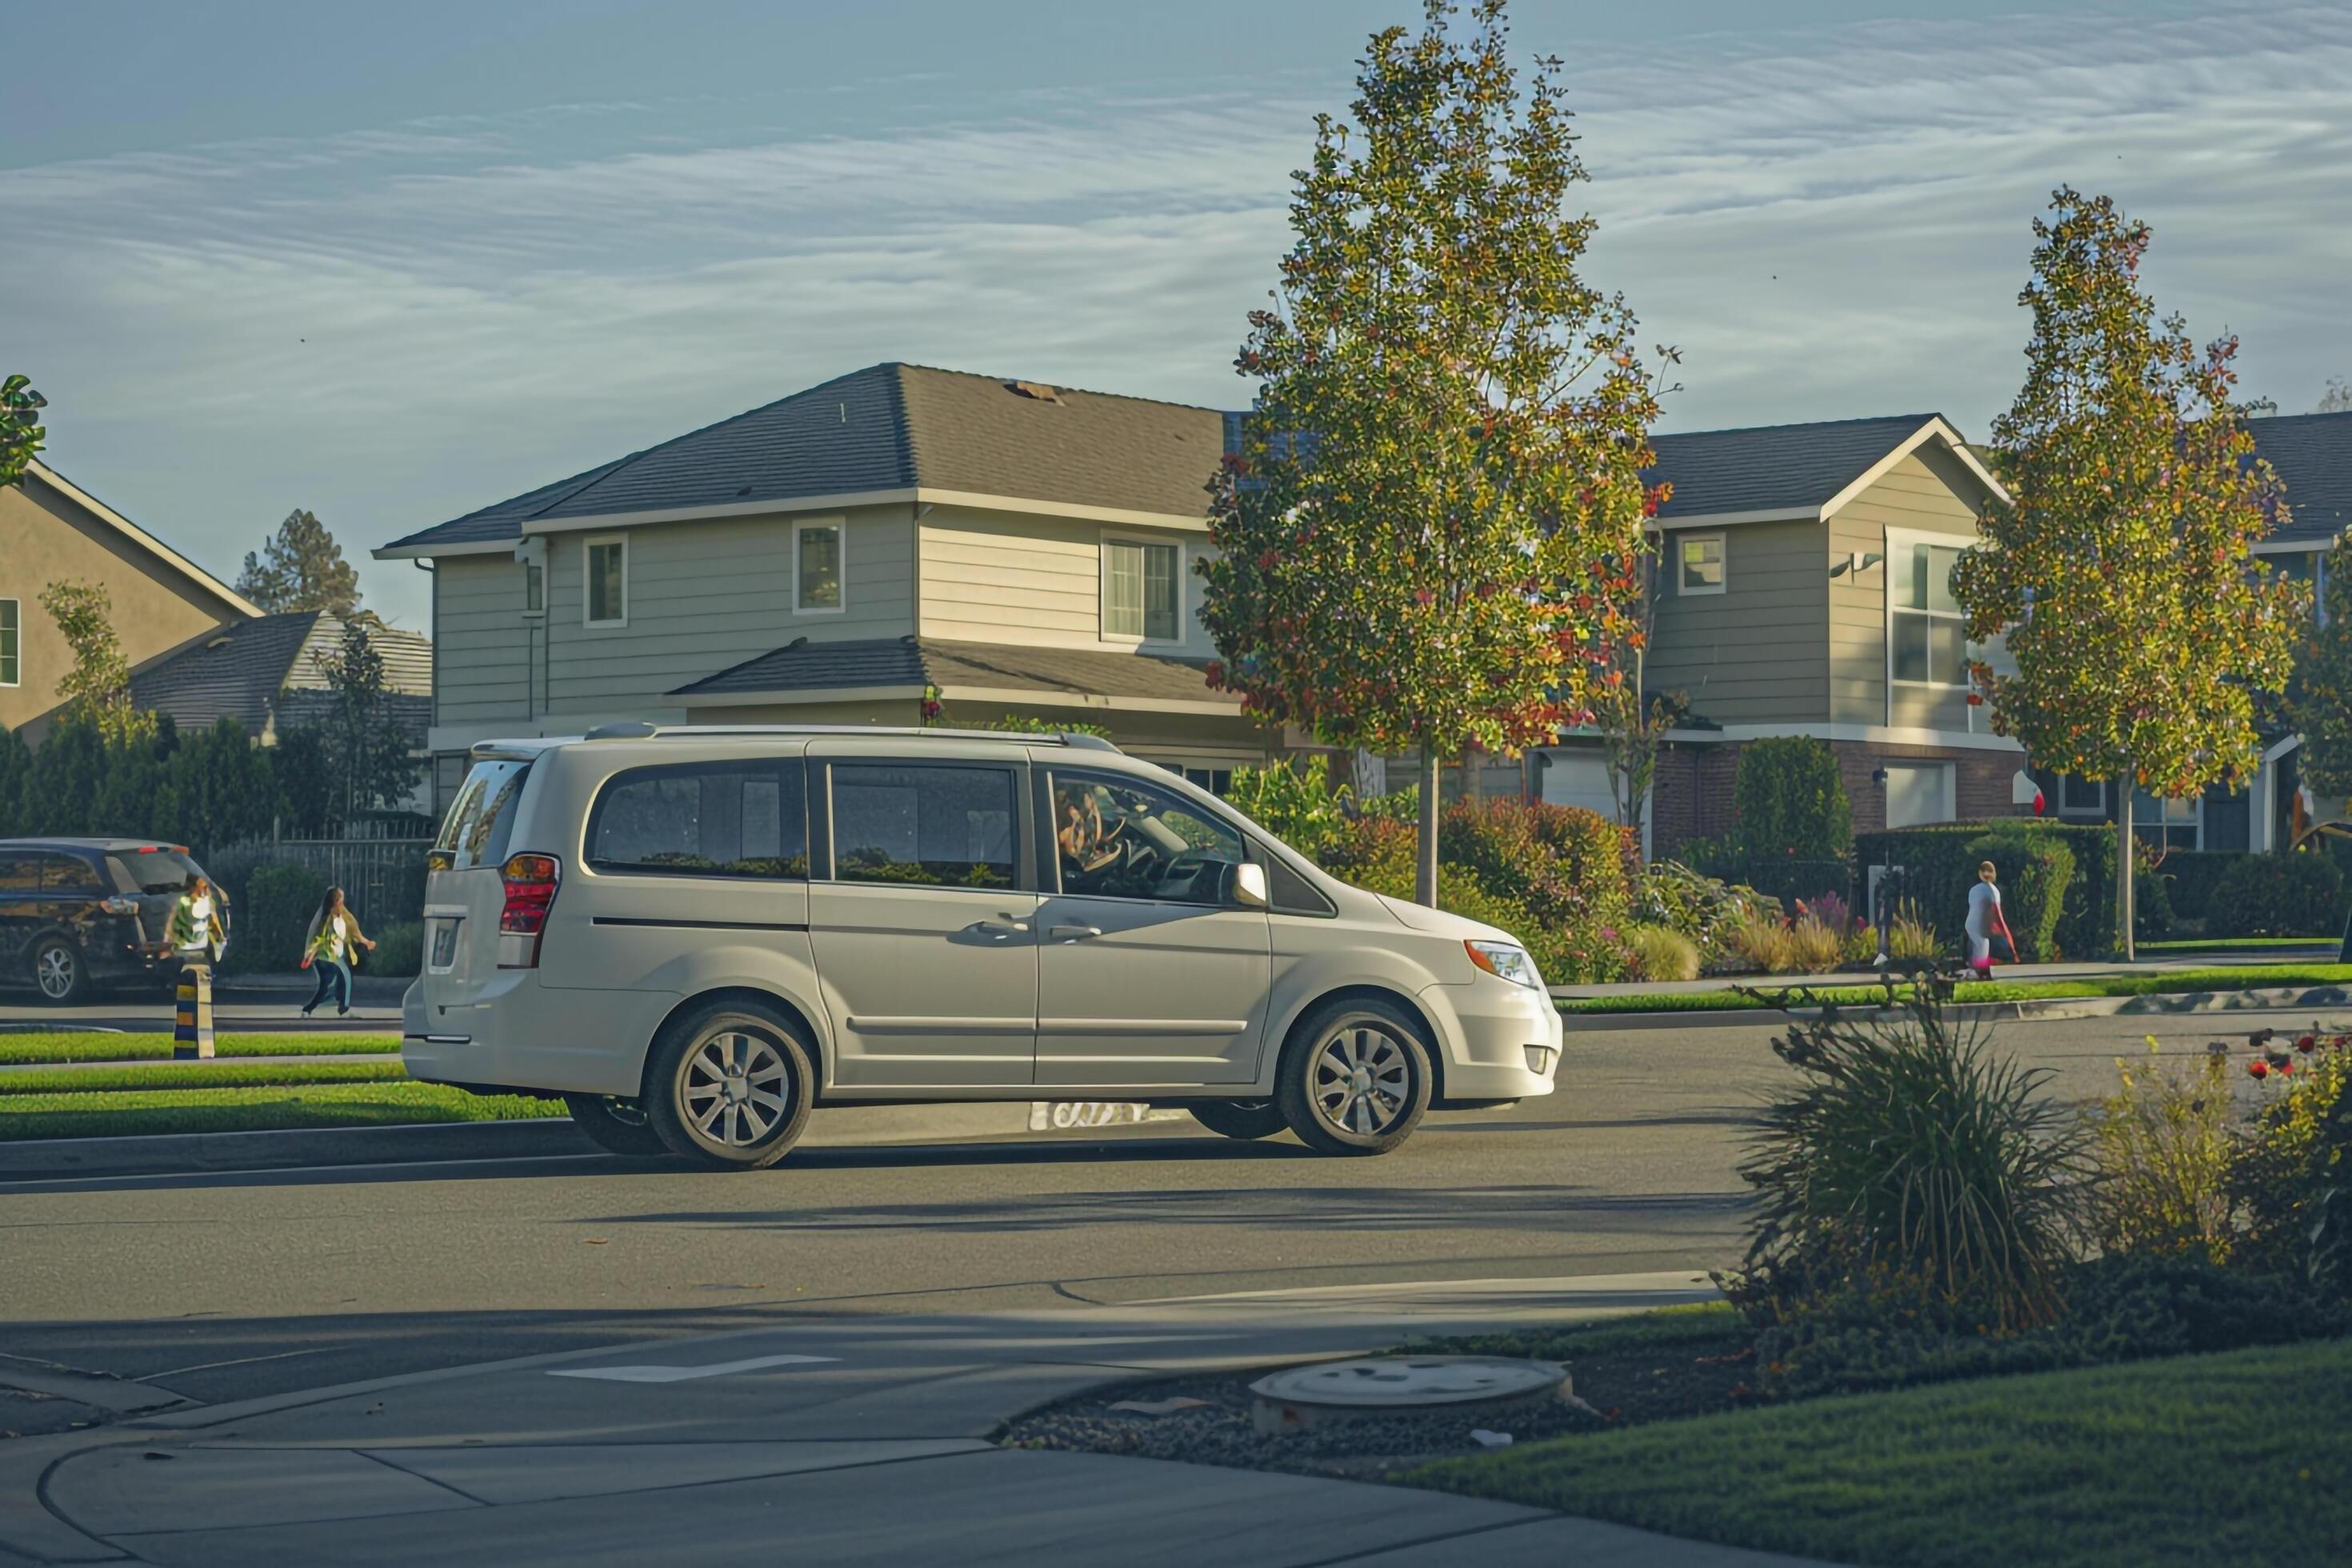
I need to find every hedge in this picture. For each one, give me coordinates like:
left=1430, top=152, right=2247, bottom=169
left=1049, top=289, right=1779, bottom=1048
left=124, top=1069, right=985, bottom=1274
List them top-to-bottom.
left=1731, top=737, right=1853, bottom=860
left=1858, top=822, right=2121, bottom=961
left=1969, top=826, right=2072, bottom=962
left=2149, top=851, right=2242, bottom=926
left=2210, top=853, right=2346, bottom=938
left=223, top=862, right=330, bottom=976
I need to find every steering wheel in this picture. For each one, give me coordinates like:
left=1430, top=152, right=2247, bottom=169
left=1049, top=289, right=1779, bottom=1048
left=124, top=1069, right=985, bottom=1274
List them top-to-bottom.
left=1156, top=850, right=1220, bottom=898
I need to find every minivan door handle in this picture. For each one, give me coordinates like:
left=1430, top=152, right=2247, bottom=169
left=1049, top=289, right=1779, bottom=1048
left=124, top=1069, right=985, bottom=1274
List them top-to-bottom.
left=974, top=918, right=1031, bottom=939
left=1047, top=923, right=1102, bottom=942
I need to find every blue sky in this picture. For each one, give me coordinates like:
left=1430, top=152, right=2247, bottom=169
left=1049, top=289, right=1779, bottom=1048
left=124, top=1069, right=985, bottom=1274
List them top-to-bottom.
left=6, top=0, right=2348, bottom=630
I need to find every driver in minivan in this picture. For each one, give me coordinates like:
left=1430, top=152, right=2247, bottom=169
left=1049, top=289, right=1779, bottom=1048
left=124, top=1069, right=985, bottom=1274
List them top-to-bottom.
left=1054, top=786, right=1126, bottom=882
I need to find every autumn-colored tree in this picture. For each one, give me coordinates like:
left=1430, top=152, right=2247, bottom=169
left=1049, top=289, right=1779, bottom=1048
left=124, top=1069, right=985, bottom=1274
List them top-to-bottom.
left=1201, top=0, right=1666, bottom=905
left=1953, top=190, right=2305, bottom=958
left=0, top=374, right=45, bottom=490
left=238, top=509, right=362, bottom=616
left=2294, top=536, right=2352, bottom=802
left=38, top=581, right=155, bottom=746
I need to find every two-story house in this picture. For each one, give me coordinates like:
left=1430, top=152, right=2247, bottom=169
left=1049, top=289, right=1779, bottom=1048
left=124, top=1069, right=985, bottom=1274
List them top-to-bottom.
left=374, top=364, right=1270, bottom=810
left=1534, top=414, right=2034, bottom=857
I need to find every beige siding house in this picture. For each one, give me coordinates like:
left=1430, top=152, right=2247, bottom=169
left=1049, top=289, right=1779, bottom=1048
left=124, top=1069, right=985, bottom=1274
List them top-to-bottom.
left=376, top=364, right=1274, bottom=808
left=2, top=460, right=258, bottom=734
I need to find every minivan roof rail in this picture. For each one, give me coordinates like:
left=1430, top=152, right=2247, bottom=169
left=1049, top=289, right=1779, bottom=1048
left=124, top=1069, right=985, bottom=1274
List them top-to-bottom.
left=567, top=722, right=1122, bottom=752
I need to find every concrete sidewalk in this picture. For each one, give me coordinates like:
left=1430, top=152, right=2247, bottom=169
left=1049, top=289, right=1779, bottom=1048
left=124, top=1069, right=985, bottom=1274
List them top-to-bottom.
left=1550, top=950, right=2338, bottom=1001
left=0, top=1272, right=1814, bottom=1567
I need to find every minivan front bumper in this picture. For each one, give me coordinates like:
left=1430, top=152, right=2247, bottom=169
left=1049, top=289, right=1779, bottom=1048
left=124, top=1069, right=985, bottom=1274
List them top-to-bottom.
left=1419, top=975, right=1563, bottom=1101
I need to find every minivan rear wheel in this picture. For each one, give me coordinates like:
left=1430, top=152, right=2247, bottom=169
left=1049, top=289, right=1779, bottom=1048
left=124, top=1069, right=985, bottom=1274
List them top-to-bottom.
left=1275, top=998, right=1432, bottom=1157
left=643, top=1005, right=814, bottom=1171
left=563, top=1094, right=671, bottom=1159
left=1188, top=1101, right=1288, bottom=1141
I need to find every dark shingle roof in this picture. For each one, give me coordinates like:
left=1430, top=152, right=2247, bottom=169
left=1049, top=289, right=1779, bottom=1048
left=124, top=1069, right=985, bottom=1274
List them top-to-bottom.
left=381, top=365, right=1223, bottom=554
left=2250, top=411, right=2352, bottom=548
left=1646, top=414, right=1945, bottom=521
left=126, top=613, right=432, bottom=737
left=670, top=636, right=1238, bottom=707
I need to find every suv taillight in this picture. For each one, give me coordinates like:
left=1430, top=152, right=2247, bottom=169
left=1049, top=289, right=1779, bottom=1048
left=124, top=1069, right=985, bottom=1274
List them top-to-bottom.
left=498, top=853, right=560, bottom=969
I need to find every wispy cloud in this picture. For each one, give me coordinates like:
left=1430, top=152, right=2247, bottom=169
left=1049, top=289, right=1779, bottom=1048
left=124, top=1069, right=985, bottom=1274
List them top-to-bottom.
left=5, top=1, right=2346, bottom=626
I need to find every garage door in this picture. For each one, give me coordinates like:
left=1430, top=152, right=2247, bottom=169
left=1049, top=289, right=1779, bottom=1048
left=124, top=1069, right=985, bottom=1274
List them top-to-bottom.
left=1537, top=750, right=1648, bottom=859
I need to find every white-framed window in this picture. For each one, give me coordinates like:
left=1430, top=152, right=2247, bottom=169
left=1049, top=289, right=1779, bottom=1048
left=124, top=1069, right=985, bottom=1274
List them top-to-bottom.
left=794, top=518, right=846, bottom=614
left=1678, top=533, right=1726, bottom=596
left=584, top=534, right=627, bottom=628
left=1890, top=535, right=1970, bottom=687
left=1104, top=538, right=1181, bottom=642
left=522, top=562, right=544, bottom=617
left=0, top=598, right=18, bottom=686
left=1884, top=761, right=1956, bottom=828
left=2058, top=774, right=2106, bottom=817
left=2133, top=788, right=2203, bottom=851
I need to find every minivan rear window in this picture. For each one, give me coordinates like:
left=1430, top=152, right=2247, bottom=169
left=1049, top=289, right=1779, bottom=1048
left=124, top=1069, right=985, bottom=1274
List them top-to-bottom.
left=435, top=758, right=533, bottom=870
left=589, top=760, right=809, bottom=879
left=107, top=849, right=206, bottom=895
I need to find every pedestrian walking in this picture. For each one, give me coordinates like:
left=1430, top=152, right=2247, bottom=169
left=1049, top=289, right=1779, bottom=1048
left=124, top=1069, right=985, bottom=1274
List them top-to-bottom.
left=1966, top=859, right=2017, bottom=976
left=166, top=875, right=226, bottom=963
left=300, top=886, right=375, bottom=1018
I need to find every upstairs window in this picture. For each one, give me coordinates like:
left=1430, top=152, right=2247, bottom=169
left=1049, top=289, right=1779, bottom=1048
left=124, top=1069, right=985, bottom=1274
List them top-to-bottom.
left=795, top=519, right=844, bottom=612
left=1678, top=534, right=1725, bottom=595
left=585, top=536, right=627, bottom=627
left=1106, top=539, right=1179, bottom=641
left=1892, top=541, right=1967, bottom=686
left=523, top=562, right=544, bottom=614
left=0, top=598, right=17, bottom=686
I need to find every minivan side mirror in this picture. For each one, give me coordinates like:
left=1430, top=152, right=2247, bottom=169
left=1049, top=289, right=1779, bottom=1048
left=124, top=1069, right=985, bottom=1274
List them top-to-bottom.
left=1233, top=862, right=1270, bottom=910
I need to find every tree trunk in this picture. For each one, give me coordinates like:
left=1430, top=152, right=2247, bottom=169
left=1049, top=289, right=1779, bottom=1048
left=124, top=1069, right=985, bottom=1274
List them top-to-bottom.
left=1350, top=749, right=1386, bottom=802
left=1416, top=749, right=1442, bottom=908
left=2116, top=770, right=2136, bottom=962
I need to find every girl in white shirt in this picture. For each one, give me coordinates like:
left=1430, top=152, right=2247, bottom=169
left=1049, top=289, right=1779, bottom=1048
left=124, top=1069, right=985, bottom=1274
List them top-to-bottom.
left=1966, top=860, right=2017, bottom=975
left=300, top=886, right=376, bottom=1018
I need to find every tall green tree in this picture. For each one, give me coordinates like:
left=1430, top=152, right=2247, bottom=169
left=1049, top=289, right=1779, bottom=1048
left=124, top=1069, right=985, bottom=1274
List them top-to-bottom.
left=1200, top=0, right=1666, bottom=905
left=1953, top=189, right=2305, bottom=959
left=0, top=374, right=46, bottom=490
left=237, top=509, right=362, bottom=615
left=2294, top=536, right=2352, bottom=802
left=38, top=581, right=155, bottom=746
left=304, top=613, right=417, bottom=822
left=159, top=718, right=282, bottom=851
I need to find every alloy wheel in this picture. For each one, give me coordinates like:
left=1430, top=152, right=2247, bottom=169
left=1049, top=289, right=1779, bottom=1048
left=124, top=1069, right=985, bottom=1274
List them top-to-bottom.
left=36, top=946, right=76, bottom=1001
left=1311, top=1023, right=1411, bottom=1136
left=682, top=1030, right=791, bottom=1148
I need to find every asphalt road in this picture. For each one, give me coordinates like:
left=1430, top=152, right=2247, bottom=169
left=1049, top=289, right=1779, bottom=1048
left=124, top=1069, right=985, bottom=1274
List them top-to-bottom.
left=5, top=1003, right=2342, bottom=1442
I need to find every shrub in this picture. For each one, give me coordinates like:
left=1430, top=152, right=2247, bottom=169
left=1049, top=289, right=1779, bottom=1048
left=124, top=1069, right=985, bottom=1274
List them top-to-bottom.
left=1731, top=737, right=1852, bottom=859
left=1226, top=756, right=1352, bottom=862
left=1439, top=798, right=1634, bottom=938
left=1319, top=814, right=1418, bottom=898
left=1967, top=827, right=2073, bottom=962
left=2134, top=846, right=2177, bottom=941
left=2152, top=850, right=2242, bottom=926
left=2210, top=851, right=2346, bottom=938
left=1634, top=860, right=1754, bottom=964
left=223, top=861, right=329, bottom=975
left=1887, top=900, right=1942, bottom=962
left=1722, top=908, right=1796, bottom=974
left=1786, top=912, right=1846, bottom=974
left=370, top=921, right=424, bottom=978
left=1625, top=924, right=1700, bottom=982
left=1730, top=973, right=2090, bottom=1332
left=2231, top=1028, right=2352, bottom=1277
left=2092, top=1042, right=2238, bottom=1263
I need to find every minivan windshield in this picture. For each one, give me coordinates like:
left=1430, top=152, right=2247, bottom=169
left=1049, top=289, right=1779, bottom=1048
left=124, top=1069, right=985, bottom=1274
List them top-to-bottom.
left=435, top=759, right=533, bottom=870
left=108, top=848, right=207, bottom=894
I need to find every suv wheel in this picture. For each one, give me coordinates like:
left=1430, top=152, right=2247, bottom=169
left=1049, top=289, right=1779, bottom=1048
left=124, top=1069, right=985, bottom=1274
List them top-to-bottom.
left=33, top=938, right=86, bottom=1005
left=1275, top=998, right=1432, bottom=1157
left=643, top=1005, right=814, bottom=1171
left=563, top=1094, right=672, bottom=1159
left=1189, top=1100, right=1288, bottom=1141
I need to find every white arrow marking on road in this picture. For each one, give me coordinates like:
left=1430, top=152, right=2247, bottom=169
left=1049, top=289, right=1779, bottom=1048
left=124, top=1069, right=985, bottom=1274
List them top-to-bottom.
left=547, top=1354, right=840, bottom=1383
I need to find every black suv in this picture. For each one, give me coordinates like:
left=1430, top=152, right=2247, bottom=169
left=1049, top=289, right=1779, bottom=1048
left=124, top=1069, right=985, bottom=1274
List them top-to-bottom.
left=0, top=838, right=233, bottom=1004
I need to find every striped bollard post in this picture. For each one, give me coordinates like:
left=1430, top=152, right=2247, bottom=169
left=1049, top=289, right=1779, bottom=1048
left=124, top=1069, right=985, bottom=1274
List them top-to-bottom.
left=173, top=964, right=214, bottom=1061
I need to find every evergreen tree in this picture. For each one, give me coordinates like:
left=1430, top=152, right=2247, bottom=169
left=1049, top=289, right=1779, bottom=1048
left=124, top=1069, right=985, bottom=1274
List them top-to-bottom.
left=237, top=510, right=362, bottom=615
left=306, top=614, right=417, bottom=822
left=26, top=718, right=107, bottom=835
left=160, top=719, right=282, bottom=853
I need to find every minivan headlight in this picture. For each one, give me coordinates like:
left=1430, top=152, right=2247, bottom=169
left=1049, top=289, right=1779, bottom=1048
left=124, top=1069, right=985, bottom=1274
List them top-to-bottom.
left=1465, top=939, right=1543, bottom=990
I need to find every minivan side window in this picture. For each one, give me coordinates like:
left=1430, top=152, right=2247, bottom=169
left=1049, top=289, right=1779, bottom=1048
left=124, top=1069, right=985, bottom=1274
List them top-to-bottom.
left=434, top=758, right=533, bottom=870
left=589, top=760, right=809, bottom=879
left=830, top=765, right=1017, bottom=890
left=1048, top=769, right=1249, bottom=906
left=0, top=854, right=38, bottom=894
left=42, top=854, right=105, bottom=895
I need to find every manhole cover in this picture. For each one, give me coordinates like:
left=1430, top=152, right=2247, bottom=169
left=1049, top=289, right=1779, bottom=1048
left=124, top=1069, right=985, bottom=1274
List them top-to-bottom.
left=1249, top=1356, right=1567, bottom=1433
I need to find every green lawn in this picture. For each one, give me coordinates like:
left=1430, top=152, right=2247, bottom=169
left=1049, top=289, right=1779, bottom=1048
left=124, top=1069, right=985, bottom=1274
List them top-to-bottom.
left=2140, top=936, right=2337, bottom=952
left=1559, top=963, right=2352, bottom=1015
left=0, top=1032, right=395, bottom=1066
left=0, top=1060, right=410, bottom=1096
left=0, top=1082, right=563, bottom=1142
left=1410, top=1336, right=2352, bottom=1568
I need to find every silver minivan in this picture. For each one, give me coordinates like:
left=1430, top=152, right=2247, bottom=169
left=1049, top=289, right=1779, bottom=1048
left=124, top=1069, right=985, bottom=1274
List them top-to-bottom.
left=404, top=726, right=1562, bottom=1170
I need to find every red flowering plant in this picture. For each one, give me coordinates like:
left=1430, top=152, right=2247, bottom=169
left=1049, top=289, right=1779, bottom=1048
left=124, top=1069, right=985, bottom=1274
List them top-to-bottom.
left=1199, top=0, right=1668, bottom=908
left=2219, top=1024, right=2352, bottom=1279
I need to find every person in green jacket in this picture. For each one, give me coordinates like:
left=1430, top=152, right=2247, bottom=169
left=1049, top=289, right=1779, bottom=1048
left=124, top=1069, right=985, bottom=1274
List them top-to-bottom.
left=167, top=875, right=226, bottom=962
left=300, top=886, right=375, bottom=1018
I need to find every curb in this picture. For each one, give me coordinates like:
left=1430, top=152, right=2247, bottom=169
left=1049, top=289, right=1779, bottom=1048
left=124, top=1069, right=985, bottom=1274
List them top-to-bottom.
left=1560, top=983, right=2352, bottom=1030
left=0, top=1101, right=1192, bottom=1182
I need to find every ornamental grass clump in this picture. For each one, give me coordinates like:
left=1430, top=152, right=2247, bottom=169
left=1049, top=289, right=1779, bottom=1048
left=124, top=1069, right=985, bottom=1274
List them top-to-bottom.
left=1624, top=924, right=1700, bottom=982
left=1729, top=969, right=2091, bottom=1337
left=2092, top=1039, right=2238, bottom=1264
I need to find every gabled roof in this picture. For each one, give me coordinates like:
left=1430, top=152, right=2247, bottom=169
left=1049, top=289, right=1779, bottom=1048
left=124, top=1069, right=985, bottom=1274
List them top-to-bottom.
left=377, top=364, right=1226, bottom=557
left=2249, top=410, right=2352, bottom=549
left=1646, top=413, right=2004, bottom=524
left=23, top=459, right=262, bottom=618
left=122, top=612, right=432, bottom=737
left=670, top=635, right=1239, bottom=714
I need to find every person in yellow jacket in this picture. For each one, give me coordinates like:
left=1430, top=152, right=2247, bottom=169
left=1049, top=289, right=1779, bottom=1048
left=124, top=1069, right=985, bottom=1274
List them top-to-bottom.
left=166, top=875, right=226, bottom=962
left=300, top=886, right=375, bottom=1018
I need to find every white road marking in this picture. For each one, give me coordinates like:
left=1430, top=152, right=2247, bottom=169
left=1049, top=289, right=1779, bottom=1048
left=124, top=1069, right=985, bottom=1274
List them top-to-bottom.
left=546, top=1354, right=840, bottom=1383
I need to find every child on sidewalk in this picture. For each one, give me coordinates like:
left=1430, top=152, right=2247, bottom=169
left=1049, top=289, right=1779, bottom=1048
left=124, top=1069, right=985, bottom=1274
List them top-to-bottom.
left=1966, top=860, right=2018, bottom=976
left=300, top=886, right=376, bottom=1018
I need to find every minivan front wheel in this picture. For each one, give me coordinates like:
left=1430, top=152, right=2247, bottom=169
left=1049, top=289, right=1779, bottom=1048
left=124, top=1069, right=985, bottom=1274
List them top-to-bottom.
left=33, top=938, right=86, bottom=1005
left=1276, top=998, right=1432, bottom=1157
left=643, top=1006, right=814, bottom=1170
left=563, top=1094, right=671, bottom=1159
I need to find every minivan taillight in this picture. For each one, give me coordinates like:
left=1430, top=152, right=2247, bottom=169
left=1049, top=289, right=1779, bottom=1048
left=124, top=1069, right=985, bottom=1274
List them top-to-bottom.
left=498, top=853, right=560, bottom=969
